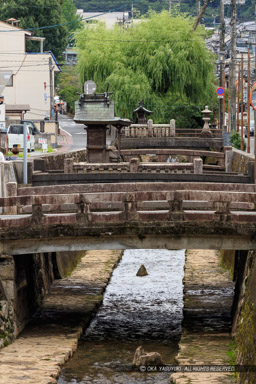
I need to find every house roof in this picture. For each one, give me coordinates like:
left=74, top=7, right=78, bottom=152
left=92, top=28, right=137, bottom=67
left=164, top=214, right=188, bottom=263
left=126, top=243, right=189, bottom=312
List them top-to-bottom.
left=0, top=20, right=32, bottom=36
left=6, top=104, right=30, bottom=113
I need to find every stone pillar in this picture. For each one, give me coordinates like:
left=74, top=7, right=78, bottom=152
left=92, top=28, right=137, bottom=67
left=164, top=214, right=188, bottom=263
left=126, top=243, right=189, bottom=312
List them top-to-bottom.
left=147, top=119, right=153, bottom=137
left=170, top=119, right=175, bottom=137
left=224, top=146, right=233, bottom=173
left=193, top=157, right=203, bottom=174
left=64, top=158, right=74, bottom=174
left=129, top=158, right=139, bottom=173
left=6, top=182, right=17, bottom=215
left=123, top=193, right=139, bottom=221
left=0, top=254, right=15, bottom=347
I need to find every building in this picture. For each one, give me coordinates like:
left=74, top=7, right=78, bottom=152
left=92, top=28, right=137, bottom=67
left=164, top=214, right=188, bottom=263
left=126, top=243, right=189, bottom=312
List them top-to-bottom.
left=77, top=10, right=130, bottom=29
left=0, top=19, right=60, bottom=121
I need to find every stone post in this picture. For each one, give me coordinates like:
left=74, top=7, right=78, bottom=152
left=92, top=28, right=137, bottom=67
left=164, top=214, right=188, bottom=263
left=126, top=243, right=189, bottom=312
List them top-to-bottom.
left=147, top=119, right=153, bottom=137
left=170, top=119, right=175, bottom=137
left=224, top=146, right=233, bottom=173
left=193, top=157, right=203, bottom=174
left=64, top=158, right=74, bottom=174
left=129, top=158, right=139, bottom=173
left=6, top=182, right=17, bottom=215
left=168, top=192, right=184, bottom=221
left=123, top=193, right=139, bottom=221
left=76, top=194, right=91, bottom=223
left=214, top=201, right=231, bottom=222
left=31, top=203, right=43, bottom=226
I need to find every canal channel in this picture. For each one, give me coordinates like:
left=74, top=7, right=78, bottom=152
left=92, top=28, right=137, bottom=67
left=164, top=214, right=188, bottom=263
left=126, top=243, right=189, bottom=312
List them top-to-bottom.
left=58, top=248, right=234, bottom=384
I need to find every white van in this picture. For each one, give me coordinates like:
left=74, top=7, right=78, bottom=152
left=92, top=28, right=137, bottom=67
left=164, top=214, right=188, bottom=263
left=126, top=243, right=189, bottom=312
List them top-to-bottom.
left=7, top=124, right=35, bottom=152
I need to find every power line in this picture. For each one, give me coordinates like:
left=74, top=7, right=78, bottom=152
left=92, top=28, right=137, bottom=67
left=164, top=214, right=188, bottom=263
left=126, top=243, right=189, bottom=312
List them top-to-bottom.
left=0, top=0, right=142, bottom=33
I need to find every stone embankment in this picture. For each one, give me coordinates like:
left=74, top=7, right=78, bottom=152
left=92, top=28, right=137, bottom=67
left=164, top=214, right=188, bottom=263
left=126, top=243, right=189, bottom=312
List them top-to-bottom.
left=172, top=249, right=235, bottom=384
left=0, top=250, right=122, bottom=384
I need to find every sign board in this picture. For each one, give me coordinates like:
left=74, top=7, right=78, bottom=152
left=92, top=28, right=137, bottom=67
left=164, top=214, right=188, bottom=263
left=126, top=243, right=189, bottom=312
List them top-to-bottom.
left=216, top=87, right=225, bottom=96
left=217, top=96, right=224, bottom=99
left=0, top=104, right=5, bottom=128
left=38, top=138, right=47, bottom=144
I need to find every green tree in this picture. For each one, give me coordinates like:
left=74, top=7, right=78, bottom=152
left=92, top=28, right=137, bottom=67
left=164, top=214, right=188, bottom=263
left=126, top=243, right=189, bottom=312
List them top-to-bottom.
left=0, top=0, right=78, bottom=60
left=76, top=11, right=216, bottom=126
left=57, top=65, right=81, bottom=113
left=230, top=130, right=246, bottom=151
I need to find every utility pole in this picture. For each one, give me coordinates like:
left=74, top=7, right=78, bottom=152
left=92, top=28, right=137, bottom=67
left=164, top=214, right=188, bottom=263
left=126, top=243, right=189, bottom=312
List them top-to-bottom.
left=169, top=0, right=171, bottom=15
left=197, top=0, right=201, bottom=15
left=219, top=0, right=225, bottom=131
left=230, top=0, right=237, bottom=131
left=255, top=0, right=256, bottom=77
left=131, top=2, right=134, bottom=23
left=247, top=48, right=250, bottom=153
left=241, top=54, right=244, bottom=150
left=49, top=57, right=54, bottom=120
left=237, top=62, right=240, bottom=132
left=228, top=69, right=231, bottom=132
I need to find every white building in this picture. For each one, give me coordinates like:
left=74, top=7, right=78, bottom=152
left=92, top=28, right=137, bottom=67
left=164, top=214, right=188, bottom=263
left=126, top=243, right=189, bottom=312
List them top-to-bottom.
left=77, top=10, right=130, bottom=29
left=0, top=19, right=60, bottom=120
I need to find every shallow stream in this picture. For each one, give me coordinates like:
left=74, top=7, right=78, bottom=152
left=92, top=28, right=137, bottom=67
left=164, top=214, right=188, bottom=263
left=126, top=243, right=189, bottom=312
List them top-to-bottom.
left=58, top=249, right=185, bottom=384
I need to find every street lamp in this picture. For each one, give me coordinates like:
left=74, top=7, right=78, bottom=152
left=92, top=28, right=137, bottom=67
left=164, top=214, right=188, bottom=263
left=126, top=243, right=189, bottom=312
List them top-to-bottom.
left=219, top=51, right=225, bottom=131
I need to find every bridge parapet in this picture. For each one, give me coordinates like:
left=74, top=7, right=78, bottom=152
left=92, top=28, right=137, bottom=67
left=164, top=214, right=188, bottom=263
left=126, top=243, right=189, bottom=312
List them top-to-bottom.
left=1, top=189, right=256, bottom=230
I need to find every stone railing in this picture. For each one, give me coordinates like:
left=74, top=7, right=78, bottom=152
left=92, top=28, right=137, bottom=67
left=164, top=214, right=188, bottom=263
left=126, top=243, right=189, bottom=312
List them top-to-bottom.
left=123, top=119, right=176, bottom=138
left=121, top=120, right=223, bottom=139
left=65, top=157, right=205, bottom=175
left=2, top=184, right=256, bottom=220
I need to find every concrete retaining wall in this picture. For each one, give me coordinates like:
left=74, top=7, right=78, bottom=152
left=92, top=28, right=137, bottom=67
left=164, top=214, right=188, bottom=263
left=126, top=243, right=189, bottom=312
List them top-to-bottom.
left=33, top=148, right=87, bottom=172
left=231, top=148, right=254, bottom=178
left=234, top=250, right=256, bottom=384
left=0, top=251, right=83, bottom=348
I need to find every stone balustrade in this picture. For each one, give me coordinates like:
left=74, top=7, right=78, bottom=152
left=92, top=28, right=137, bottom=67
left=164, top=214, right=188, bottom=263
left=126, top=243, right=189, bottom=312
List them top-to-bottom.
left=123, top=119, right=176, bottom=138
left=66, top=157, right=207, bottom=175
left=2, top=185, right=256, bottom=221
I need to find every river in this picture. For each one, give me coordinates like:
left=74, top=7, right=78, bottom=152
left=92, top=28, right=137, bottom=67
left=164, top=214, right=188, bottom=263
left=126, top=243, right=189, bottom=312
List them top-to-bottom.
left=58, top=249, right=185, bottom=384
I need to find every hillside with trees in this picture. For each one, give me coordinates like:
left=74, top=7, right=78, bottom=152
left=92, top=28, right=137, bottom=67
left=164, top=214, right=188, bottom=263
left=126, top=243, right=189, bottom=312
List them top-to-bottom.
left=0, top=0, right=82, bottom=60
left=74, top=0, right=255, bottom=25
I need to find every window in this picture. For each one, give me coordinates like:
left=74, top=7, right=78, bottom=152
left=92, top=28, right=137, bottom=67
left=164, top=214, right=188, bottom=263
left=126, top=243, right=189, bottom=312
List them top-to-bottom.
left=6, top=74, right=13, bottom=87
left=8, top=125, right=24, bottom=134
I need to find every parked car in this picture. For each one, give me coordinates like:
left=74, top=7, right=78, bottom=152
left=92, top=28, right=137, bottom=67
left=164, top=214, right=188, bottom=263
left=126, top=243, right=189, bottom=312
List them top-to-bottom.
left=21, top=120, right=40, bottom=135
left=245, top=121, right=255, bottom=138
left=7, top=124, right=35, bottom=152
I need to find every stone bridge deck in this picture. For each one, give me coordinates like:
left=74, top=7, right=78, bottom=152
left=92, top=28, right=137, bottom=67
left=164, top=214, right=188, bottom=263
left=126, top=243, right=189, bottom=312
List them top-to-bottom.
left=1, top=182, right=256, bottom=253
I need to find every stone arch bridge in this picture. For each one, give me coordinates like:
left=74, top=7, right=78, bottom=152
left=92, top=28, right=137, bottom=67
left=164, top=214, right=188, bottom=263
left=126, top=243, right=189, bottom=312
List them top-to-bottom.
left=1, top=181, right=256, bottom=255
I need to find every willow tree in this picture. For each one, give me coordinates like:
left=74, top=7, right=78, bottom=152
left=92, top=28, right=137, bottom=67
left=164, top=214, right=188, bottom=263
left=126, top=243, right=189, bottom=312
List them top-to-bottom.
left=76, top=11, right=216, bottom=126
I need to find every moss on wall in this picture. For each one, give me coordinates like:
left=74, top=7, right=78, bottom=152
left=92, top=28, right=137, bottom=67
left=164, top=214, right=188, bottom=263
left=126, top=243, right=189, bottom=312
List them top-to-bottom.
left=231, top=149, right=254, bottom=175
left=220, top=250, right=236, bottom=280
left=234, top=252, right=256, bottom=384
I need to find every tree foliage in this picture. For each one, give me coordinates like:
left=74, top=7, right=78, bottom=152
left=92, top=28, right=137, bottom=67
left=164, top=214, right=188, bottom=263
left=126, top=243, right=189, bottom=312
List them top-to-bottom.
left=0, top=0, right=81, bottom=60
left=73, top=0, right=254, bottom=25
left=76, top=11, right=216, bottom=125
left=57, top=66, right=81, bottom=113
left=230, top=130, right=246, bottom=151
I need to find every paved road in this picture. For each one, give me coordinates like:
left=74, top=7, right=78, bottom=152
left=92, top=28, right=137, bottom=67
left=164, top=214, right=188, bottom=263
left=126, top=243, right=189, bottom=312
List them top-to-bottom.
left=58, top=114, right=87, bottom=151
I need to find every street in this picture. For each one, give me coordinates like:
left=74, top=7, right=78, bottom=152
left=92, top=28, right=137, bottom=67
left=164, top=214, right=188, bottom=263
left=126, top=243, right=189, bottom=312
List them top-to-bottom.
left=58, top=114, right=87, bottom=151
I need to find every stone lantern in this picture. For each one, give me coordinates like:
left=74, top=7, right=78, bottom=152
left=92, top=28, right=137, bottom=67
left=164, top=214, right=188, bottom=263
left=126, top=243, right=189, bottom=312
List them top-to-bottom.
left=74, top=81, right=131, bottom=163
left=200, top=106, right=213, bottom=137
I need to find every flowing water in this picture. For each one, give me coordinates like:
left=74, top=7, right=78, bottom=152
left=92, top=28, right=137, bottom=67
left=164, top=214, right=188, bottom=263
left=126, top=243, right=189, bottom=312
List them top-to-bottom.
left=58, top=249, right=185, bottom=384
